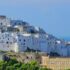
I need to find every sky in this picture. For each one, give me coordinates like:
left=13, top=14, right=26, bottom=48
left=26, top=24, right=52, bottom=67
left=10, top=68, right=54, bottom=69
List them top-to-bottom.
left=0, top=0, right=70, bottom=38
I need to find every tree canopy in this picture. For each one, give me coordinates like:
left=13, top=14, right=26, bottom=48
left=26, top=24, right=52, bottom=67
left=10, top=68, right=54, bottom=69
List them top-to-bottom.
left=0, top=58, right=52, bottom=70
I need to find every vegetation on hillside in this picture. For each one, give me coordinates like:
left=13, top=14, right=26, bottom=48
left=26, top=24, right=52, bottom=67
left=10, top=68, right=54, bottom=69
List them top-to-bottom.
left=0, top=58, right=52, bottom=70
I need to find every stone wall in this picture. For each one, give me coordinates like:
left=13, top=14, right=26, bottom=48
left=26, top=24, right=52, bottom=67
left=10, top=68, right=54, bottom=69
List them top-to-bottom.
left=41, top=56, right=70, bottom=70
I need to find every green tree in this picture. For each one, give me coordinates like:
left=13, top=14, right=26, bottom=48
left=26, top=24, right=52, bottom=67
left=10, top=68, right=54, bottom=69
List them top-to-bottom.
left=7, top=58, right=18, bottom=66
left=0, top=59, right=52, bottom=70
left=0, top=61, right=4, bottom=70
left=20, top=61, right=39, bottom=70
left=13, top=63, right=21, bottom=70
left=20, top=63, right=28, bottom=70
left=6, top=66, right=14, bottom=70
left=39, top=67, right=52, bottom=70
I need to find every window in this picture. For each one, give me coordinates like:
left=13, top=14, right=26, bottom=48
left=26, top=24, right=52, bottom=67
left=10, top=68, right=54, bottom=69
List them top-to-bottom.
left=15, top=22, right=16, bottom=25
left=0, top=23, right=2, bottom=25
left=8, top=38, right=9, bottom=40
left=19, top=39, right=21, bottom=41
left=24, top=39, right=26, bottom=42
left=6, top=42, right=9, bottom=44
left=48, top=42, right=51, bottom=45
left=55, top=42, right=57, bottom=44
left=23, top=43, right=25, bottom=45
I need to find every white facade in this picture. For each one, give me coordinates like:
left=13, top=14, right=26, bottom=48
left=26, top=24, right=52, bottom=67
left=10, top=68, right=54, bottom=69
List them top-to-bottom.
left=0, top=16, right=70, bottom=57
left=0, top=32, right=18, bottom=52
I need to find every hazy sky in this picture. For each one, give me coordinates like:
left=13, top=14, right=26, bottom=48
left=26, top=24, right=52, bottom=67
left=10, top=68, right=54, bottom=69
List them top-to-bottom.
left=0, top=0, right=70, bottom=38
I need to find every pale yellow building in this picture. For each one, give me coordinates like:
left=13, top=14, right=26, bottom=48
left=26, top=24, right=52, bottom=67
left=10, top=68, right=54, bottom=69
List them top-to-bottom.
left=41, top=55, right=70, bottom=70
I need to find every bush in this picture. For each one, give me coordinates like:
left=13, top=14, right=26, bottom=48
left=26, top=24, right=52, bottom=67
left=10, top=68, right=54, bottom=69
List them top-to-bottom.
left=0, top=59, right=51, bottom=70
left=6, top=66, right=14, bottom=70
left=39, top=67, right=52, bottom=70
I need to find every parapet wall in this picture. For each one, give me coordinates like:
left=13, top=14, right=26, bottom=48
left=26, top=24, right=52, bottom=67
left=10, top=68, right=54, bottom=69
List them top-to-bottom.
left=41, top=56, right=70, bottom=70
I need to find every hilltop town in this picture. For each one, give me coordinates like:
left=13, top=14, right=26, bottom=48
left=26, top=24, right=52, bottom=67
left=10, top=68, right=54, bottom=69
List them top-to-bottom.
left=0, top=15, right=70, bottom=57
left=0, top=16, right=70, bottom=70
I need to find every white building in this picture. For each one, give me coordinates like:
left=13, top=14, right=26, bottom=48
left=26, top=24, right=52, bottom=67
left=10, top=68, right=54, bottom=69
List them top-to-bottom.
left=0, top=16, right=70, bottom=57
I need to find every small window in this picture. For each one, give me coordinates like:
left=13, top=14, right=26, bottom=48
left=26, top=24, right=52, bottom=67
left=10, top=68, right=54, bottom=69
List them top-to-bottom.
left=15, top=22, right=16, bottom=25
left=0, top=23, right=2, bottom=25
left=8, top=38, right=9, bottom=40
left=19, top=39, right=21, bottom=41
left=24, top=39, right=26, bottom=42
left=6, top=42, right=9, bottom=44
left=23, top=43, right=25, bottom=45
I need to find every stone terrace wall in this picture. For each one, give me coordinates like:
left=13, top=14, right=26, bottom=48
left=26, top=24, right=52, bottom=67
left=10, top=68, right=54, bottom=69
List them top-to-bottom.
left=41, top=56, right=70, bottom=70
